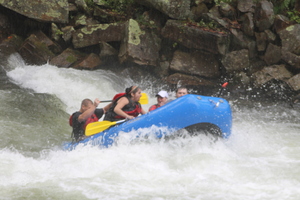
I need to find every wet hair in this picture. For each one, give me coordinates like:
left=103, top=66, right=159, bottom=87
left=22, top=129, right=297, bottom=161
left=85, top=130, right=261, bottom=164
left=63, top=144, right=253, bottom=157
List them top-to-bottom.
left=125, top=86, right=140, bottom=96
left=176, top=86, right=189, bottom=93
left=81, top=98, right=93, bottom=107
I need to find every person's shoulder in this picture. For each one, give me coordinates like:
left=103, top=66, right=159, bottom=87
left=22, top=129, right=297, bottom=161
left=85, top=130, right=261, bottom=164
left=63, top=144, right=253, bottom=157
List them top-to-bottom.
left=148, top=104, right=157, bottom=111
left=95, top=108, right=104, bottom=117
left=72, top=111, right=81, bottom=118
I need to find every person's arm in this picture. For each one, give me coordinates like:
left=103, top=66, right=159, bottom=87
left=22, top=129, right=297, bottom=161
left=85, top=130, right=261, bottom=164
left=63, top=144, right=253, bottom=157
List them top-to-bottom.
left=114, top=97, right=133, bottom=119
left=78, top=98, right=100, bottom=122
left=103, top=103, right=112, bottom=113
left=78, top=106, right=96, bottom=123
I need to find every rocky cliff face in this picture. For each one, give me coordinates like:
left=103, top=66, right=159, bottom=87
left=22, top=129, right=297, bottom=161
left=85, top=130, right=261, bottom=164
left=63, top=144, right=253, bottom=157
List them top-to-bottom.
left=0, top=0, right=300, bottom=103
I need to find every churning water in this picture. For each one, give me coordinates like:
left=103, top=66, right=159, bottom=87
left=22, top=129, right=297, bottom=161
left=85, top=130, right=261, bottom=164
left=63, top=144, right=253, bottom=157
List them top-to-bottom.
left=0, top=53, right=299, bottom=200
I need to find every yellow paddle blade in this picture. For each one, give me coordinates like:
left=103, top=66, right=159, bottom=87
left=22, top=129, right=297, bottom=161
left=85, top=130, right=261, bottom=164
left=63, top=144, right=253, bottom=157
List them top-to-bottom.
left=139, top=93, right=148, bottom=104
left=85, top=121, right=117, bottom=136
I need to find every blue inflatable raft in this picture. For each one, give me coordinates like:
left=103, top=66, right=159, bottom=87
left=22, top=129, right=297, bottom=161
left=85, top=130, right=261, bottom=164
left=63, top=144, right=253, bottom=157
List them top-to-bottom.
left=63, top=94, right=232, bottom=150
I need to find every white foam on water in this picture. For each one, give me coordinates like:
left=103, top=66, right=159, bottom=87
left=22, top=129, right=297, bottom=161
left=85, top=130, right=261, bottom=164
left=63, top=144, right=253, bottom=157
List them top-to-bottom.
left=1, top=53, right=300, bottom=200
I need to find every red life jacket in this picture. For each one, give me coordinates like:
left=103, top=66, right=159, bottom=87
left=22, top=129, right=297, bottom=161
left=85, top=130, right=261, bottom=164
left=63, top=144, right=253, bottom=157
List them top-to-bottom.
left=104, top=96, right=142, bottom=121
left=148, top=104, right=160, bottom=111
left=69, top=113, right=99, bottom=128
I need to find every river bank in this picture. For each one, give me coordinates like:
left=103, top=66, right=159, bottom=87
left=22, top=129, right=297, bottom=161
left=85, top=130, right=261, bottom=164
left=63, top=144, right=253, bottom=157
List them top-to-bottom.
left=0, top=0, right=300, bottom=104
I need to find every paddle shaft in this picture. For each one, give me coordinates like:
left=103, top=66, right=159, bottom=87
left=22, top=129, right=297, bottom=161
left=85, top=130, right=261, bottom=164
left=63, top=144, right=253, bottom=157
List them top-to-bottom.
left=218, top=82, right=228, bottom=97
left=99, top=93, right=148, bottom=105
left=100, top=100, right=113, bottom=103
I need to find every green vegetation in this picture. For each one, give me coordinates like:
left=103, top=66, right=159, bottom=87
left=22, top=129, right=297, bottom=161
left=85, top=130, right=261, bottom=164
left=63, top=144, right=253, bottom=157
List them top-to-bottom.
left=85, top=0, right=95, bottom=8
left=102, top=0, right=135, bottom=13
left=214, top=0, right=237, bottom=6
left=270, top=0, right=296, bottom=14
left=287, top=10, right=300, bottom=23
left=135, top=15, right=158, bottom=30
left=197, top=19, right=219, bottom=30
left=55, top=29, right=63, bottom=36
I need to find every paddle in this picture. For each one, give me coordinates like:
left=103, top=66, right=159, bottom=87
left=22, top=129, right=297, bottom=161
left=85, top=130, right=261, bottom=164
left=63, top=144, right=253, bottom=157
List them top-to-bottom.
left=218, top=82, right=228, bottom=97
left=100, top=93, right=149, bottom=104
left=85, top=119, right=127, bottom=136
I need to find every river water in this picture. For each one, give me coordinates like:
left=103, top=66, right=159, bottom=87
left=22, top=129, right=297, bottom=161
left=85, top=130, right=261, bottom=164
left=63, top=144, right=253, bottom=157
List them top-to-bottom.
left=0, top=53, right=299, bottom=200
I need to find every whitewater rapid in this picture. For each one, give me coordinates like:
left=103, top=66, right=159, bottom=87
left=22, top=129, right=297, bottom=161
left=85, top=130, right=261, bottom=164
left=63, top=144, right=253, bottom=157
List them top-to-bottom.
left=0, top=53, right=299, bottom=200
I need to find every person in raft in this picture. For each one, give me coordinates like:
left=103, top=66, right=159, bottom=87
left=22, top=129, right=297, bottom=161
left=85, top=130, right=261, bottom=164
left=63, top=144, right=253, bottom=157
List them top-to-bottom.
left=104, top=86, right=147, bottom=121
left=175, top=86, right=189, bottom=98
left=148, top=90, right=169, bottom=111
left=69, top=98, right=106, bottom=142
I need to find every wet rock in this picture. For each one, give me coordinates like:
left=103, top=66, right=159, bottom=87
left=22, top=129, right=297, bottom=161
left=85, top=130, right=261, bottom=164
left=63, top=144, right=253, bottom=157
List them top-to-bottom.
left=0, top=0, right=69, bottom=23
left=74, top=0, right=91, bottom=15
left=137, top=0, right=191, bottom=20
left=237, top=0, right=255, bottom=13
left=254, top=0, right=275, bottom=32
left=191, top=2, right=209, bottom=21
left=219, top=2, right=236, bottom=20
left=68, top=3, right=78, bottom=12
left=93, top=7, right=126, bottom=23
left=240, top=13, right=254, bottom=37
left=74, top=14, right=99, bottom=27
left=273, top=14, right=292, bottom=33
left=118, top=19, right=161, bottom=67
left=161, top=20, right=230, bottom=55
left=72, top=22, right=125, bottom=48
left=51, top=23, right=61, bottom=42
left=278, top=24, right=300, bottom=55
left=61, top=26, right=75, bottom=43
left=228, top=29, right=255, bottom=56
left=264, top=29, right=276, bottom=42
left=18, top=31, right=60, bottom=65
left=34, top=31, right=62, bottom=54
left=255, top=31, right=267, bottom=52
left=0, top=34, right=23, bottom=57
left=99, top=42, right=118, bottom=58
left=263, top=43, right=281, bottom=65
left=49, top=48, right=86, bottom=68
left=221, top=49, right=250, bottom=72
left=170, top=50, right=220, bottom=78
left=281, top=51, right=300, bottom=70
left=72, top=53, right=102, bottom=69
left=154, top=61, right=170, bottom=78
left=252, top=65, right=293, bottom=86
left=166, top=73, right=215, bottom=86
left=288, top=74, right=300, bottom=91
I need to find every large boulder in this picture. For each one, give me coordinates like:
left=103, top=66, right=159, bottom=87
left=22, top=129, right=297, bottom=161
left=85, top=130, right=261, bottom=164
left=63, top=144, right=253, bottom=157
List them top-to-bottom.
left=0, top=0, right=68, bottom=23
left=136, top=0, right=191, bottom=20
left=237, top=0, right=255, bottom=13
left=254, top=0, right=275, bottom=32
left=240, top=13, right=254, bottom=37
left=118, top=19, right=161, bottom=66
left=161, top=20, right=230, bottom=55
left=72, top=22, right=125, bottom=48
left=278, top=24, right=300, bottom=55
left=18, top=31, right=61, bottom=65
left=0, top=34, right=23, bottom=57
left=263, top=43, right=281, bottom=65
left=49, top=48, right=86, bottom=68
left=221, top=49, right=250, bottom=72
left=170, top=50, right=220, bottom=78
left=281, top=51, right=300, bottom=70
left=72, top=53, right=102, bottom=70
left=252, top=65, right=293, bottom=86
left=166, top=73, right=215, bottom=86
left=288, top=74, right=300, bottom=91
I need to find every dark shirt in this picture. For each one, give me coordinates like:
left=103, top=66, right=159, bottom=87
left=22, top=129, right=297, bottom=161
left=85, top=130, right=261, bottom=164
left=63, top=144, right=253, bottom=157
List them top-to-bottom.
left=71, top=108, right=104, bottom=142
